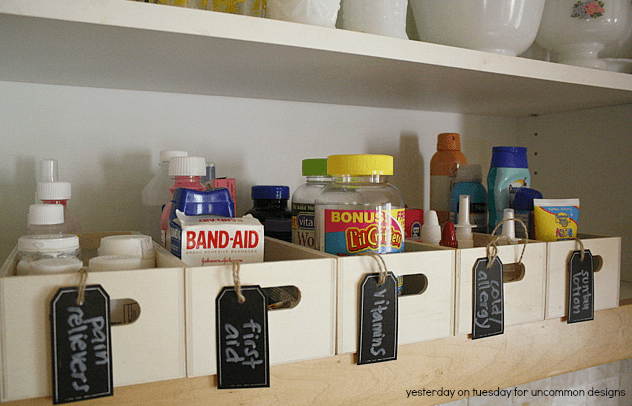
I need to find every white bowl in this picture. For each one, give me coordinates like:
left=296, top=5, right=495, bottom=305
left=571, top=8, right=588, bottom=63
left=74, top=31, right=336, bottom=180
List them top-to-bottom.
left=266, top=0, right=341, bottom=28
left=339, top=0, right=409, bottom=39
left=409, top=0, right=546, bottom=56
left=536, top=0, right=631, bottom=69
left=600, top=0, right=632, bottom=58
left=605, top=57, right=632, bottom=71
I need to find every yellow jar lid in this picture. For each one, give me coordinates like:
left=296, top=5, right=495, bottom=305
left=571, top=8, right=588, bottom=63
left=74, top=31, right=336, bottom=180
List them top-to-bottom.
left=327, top=154, right=394, bottom=176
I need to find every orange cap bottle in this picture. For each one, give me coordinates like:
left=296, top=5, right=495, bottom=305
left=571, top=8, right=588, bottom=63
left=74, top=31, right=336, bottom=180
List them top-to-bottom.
left=430, top=133, right=467, bottom=225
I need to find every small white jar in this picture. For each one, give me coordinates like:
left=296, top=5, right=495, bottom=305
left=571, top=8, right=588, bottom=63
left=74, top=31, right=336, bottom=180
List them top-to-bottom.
left=16, top=234, right=81, bottom=276
left=98, top=234, right=156, bottom=268
left=89, top=255, right=142, bottom=272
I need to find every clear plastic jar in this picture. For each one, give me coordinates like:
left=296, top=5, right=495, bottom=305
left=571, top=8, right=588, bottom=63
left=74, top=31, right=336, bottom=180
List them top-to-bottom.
left=315, top=154, right=405, bottom=255
left=291, top=158, right=332, bottom=248
left=16, top=234, right=81, bottom=276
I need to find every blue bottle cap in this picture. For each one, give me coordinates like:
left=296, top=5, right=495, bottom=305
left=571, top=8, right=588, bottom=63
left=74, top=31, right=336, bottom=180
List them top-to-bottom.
left=491, top=147, right=529, bottom=168
left=251, top=185, right=290, bottom=200
left=171, top=188, right=235, bottom=217
left=512, top=188, right=543, bottom=211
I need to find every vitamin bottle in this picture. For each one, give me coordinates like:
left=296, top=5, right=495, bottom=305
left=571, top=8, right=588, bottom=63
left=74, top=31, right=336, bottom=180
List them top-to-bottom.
left=430, top=133, right=467, bottom=225
left=142, top=150, right=188, bottom=242
left=315, top=154, right=405, bottom=255
left=160, top=156, right=206, bottom=247
left=291, top=158, right=331, bottom=249
left=37, top=181, right=81, bottom=235
left=246, top=186, right=293, bottom=243
left=16, top=234, right=81, bottom=275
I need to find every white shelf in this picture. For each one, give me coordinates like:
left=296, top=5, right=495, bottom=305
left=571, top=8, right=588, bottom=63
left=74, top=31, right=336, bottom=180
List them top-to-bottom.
left=2, top=0, right=632, bottom=117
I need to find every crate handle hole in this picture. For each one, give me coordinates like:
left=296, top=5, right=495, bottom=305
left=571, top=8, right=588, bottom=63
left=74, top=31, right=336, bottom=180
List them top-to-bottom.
left=593, top=255, right=603, bottom=273
left=503, top=263, right=525, bottom=283
left=399, top=274, right=428, bottom=296
left=262, top=285, right=301, bottom=310
left=110, top=299, right=141, bottom=326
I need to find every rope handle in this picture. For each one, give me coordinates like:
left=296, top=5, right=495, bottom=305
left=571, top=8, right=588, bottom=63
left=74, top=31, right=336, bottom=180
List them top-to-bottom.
left=486, top=217, right=529, bottom=270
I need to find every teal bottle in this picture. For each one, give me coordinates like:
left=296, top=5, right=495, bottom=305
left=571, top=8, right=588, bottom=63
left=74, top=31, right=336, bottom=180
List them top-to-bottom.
left=487, top=147, right=530, bottom=234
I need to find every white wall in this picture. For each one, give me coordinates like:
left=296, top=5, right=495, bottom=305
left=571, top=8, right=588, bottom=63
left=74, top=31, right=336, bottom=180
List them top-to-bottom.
left=0, top=80, right=519, bottom=264
left=518, top=104, right=632, bottom=281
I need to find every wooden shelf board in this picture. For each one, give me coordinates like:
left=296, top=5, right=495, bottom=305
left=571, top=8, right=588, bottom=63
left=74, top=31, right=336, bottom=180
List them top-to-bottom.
left=2, top=0, right=632, bottom=117
left=3, top=304, right=631, bottom=406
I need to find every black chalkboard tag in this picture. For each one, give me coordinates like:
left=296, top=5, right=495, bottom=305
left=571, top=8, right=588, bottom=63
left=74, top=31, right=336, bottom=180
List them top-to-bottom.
left=567, top=250, right=595, bottom=324
left=472, top=258, right=504, bottom=340
left=357, top=272, right=398, bottom=365
left=50, top=285, right=113, bottom=404
left=216, top=286, right=270, bottom=389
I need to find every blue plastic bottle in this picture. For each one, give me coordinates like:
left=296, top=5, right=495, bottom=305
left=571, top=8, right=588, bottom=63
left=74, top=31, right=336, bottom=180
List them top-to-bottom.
left=487, top=147, right=531, bottom=234
left=449, top=164, right=488, bottom=233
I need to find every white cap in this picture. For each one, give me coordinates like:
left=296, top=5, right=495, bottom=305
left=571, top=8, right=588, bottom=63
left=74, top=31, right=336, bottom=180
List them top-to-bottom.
left=160, top=150, right=188, bottom=163
left=169, top=156, right=206, bottom=177
left=37, top=158, right=59, bottom=183
left=456, top=164, right=483, bottom=183
left=37, top=182, right=71, bottom=201
left=455, top=195, right=475, bottom=248
left=27, top=204, right=64, bottom=225
left=502, top=208, right=518, bottom=242
left=420, top=210, right=442, bottom=245
left=17, top=234, right=80, bottom=252
left=98, top=234, right=156, bottom=268
left=89, top=255, right=142, bottom=272
left=29, top=257, right=83, bottom=275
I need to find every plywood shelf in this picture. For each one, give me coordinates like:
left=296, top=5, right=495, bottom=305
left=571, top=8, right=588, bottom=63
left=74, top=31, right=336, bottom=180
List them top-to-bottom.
left=2, top=0, right=632, bottom=117
left=4, top=304, right=631, bottom=406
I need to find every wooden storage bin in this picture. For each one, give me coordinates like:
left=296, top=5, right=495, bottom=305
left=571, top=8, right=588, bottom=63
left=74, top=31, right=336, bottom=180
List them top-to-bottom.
left=0, top=232, right=186, bottom=402
left=455, top=234, right=547, bottom=336
left=545, top=234, right=621, bottom=319
left=186, top=237, right=337, bottom=377
left=336, top=242, right=456, bottom=355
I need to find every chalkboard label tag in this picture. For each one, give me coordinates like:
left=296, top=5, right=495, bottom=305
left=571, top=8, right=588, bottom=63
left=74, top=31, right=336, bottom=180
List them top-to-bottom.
left=567, top=250, right=594, bottom=324
left=472, top=258, right=504, bottom=340
left=357, top=272, right=398, bottom=365
left=50, top=285, right=113, bottom=404
left=216, top=286, right=270, bottom=389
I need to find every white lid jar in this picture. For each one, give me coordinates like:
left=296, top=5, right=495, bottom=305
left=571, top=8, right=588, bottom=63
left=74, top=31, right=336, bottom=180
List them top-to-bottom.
left=315, top=154, right=405, bottom=255
left=16, top=234, right=81, bottom=275
left=97, top=234, right=156, bottom=269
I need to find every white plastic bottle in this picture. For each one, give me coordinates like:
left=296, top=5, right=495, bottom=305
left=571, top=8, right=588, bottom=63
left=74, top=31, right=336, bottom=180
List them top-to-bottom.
left=142, top=150, right=188, bottom=243
left=291, top=158, right=331, bottom=249
left=37, top=181, right=81, bottom=234
left=27, top=204, right=66, bottom=235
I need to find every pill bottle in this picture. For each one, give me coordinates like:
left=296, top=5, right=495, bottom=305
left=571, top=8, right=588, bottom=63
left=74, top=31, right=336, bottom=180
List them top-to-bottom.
left=430, top=133, right=467, bottom=225
left=142, top=150, right=188, bottom=242
left=315, top=154, right=405, bottom=255
left=160, top=156, right=206, bottom=247
left=291, top=158, right=331, bottom=248
left=37, top=181, right=81, bottom=235
left=246, top=186, right=293, bottom=243
left=27, top=204, right=66, bottom=235
left=16, top=234, right=81, bottom=276
left=98, top=234, right=156, bottom=269
left=89, top=255, right=142, bottom=272
left=29, top=257, right=84, bottom=275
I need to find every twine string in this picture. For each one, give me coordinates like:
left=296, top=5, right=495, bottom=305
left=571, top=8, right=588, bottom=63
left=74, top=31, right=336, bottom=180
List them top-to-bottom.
left=486, top=217, right=529, bottom=270
left=574, top=237, right=586, bottom=262
left=361, top=251, right=389, bottom=286
left=232, top=260, right=245, bottom=304
left=76, top=267, right=89, bottom=306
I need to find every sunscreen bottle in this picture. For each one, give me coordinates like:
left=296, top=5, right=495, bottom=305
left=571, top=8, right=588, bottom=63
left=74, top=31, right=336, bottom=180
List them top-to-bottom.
left=487, top=147, right=530, bottom=234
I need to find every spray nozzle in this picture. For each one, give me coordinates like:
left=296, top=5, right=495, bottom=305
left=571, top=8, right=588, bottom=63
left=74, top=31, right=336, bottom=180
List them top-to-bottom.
left=37, top=159, right=59, bottom=183
left=455, top=195, right=475, bottom=248
left=502, top=208, right=519, bottom=243
left=420, top=210, right=441, bottom=245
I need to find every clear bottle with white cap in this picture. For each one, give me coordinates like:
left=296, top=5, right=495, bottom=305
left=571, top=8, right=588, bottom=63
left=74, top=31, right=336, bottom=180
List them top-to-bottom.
left=142, top=150, right=189, bottom=242
left=160, top=156, right=207, bottom=247
left=37, top=182, right=81, bottom=234
left=27, top=204, right=66, bottom=235
left=16, top=234, right=81, bottom=275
